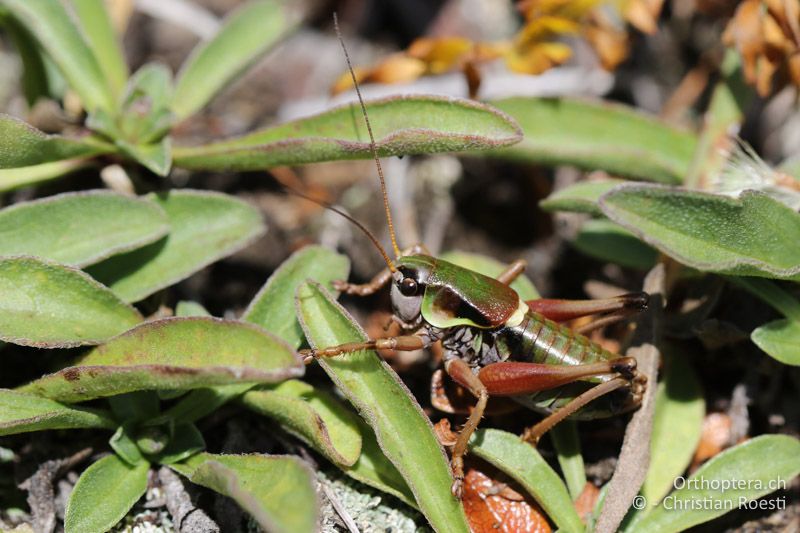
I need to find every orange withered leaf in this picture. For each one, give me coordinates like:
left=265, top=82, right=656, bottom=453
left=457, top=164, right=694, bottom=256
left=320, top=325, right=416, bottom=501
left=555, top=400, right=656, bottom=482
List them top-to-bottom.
left=723, top=0, right=800, bottom=96
left=462, top=467, right=552, bottom=533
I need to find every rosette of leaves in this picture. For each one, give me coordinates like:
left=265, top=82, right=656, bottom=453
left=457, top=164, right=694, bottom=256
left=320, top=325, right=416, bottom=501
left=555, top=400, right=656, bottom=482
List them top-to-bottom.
left=0, top=0, right=523, bottom=190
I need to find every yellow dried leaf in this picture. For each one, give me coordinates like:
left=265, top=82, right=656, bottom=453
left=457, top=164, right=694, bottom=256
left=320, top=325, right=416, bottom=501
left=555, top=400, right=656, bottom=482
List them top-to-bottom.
left=625, top=0, right=664, bottom=34
left=763, top=12, right=793, bottom=50
left=408, top=37, right=474, bottom=74
left=504, top=42, right=573, bottom=74
left=368, top=55, right=427, bottom=84
left=331, top=66, right=368, bottom=95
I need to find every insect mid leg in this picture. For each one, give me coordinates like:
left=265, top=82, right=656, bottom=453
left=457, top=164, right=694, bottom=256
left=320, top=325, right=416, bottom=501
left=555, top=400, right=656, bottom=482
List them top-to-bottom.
left=495, top=259, right=527, bottom=285
left=333, top=267, right=392, bottom=296
left=444, top=358, right=488, bottom=499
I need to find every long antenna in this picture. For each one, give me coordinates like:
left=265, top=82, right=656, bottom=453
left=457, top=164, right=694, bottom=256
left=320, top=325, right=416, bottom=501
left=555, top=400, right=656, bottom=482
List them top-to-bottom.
left=333, top=13, right=402, bottom=259
left=274, top=172, right=397, bottom=272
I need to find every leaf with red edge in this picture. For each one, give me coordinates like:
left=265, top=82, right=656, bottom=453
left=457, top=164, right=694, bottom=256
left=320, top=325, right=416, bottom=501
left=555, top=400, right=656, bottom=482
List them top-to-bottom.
left=18, top=317, right=303, bottom=403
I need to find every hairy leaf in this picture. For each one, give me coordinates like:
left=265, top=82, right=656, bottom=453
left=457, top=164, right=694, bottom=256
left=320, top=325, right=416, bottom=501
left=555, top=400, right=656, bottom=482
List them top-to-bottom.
left=2, top=0, right=114, bottom=112
left=72, top=0, right=128, bottom=96
left=172, top=0, right=299, bottom=120
left=173, top=96, right=522, bottom=170
left=488, top=98, right=696, bottom=183
left=0, top=115, right=112, bottom=168
left=117, top=138, right=172, bottom=176
left=0, top=159, right=92, bottom=193
left=540, top=179, right=625, bottom=215
left=600, top=186, right=800, bottom=279
left=88, top=190, right=265, bottom=302
left=0, top=191, right=169, bottom=267
left=572, top=219, right=658, bottom=270
left=244, top=245, right=350, bottom=348
left=0, top=256, right=141, bottom=347
left=296, top=281, right=470, bottom=532
left=175, top=300, right=212, bottom=317
left=19, top=317, right=303, bottom=402
left=751, top=319, right=800, bottom=365
left=641, top=353, right=704, bottom=506
left=241, top=380, right=362, bottom=467
left=0, top=389, right=115, bottom=435
left=343, top=419, right=417, bottom=506
left=550, top=422, right=586, bottom=501
left=469, top=429, right=584, bottom=533
left=635, top=435, right=800, bottom=532
left=172, top=453, right=318, bottom=533
left=64, top=454, right=149, bottom=533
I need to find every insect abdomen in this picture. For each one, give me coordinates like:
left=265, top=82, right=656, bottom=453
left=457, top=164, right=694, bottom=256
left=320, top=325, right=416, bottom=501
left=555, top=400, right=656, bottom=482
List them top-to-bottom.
left=501, top=310, right=630, bottom=418
left=507, top=310, right=618, bottom=366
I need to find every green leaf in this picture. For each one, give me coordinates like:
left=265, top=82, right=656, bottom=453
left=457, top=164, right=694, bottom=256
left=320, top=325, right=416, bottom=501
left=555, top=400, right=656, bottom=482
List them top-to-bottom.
left=2, top=0, right=115, bottom=113
left=72, top=0, right=128, bottom=97
left=172, top=0, right=299, bottom=120
left=2, top=14, right=55, bottom=105
left=101, top=63, right=174, bottom=147
left=173, top=96, right=523, bottom=171
left=488, top=98, right=696, bottom=183
left=0, top=114, right=113, bottom=168
left=117, top=138, right=172, bottom=176
left=0, top=159, right=91, bottom=192
left=540, top=179, right=625, bottom=215
left=600, top=186, right=800, bottom=279
left=88, top=190, right=265, bottom=302
left=0, top=191, right=169, bottom=267
left=572, top=218, right=658, bottom=270
left=244, top=245, right=350, bottom=348
left=440, top=250, right=540, bottom=300
left=0, top=256, right=142, bottom=348
left=727, top=277, right=800, bottom=322
left=296, top=281, right=470, bottom=532
left=175, top=300, right=212, bottom=317
left=19, top=317, right=303, bottom=402
left=751, top=319, right=800, bottom=365
left=641, top=352, right=704, bottom=506
left=241, top=380, right=362, bottom=467
left=160, top=383, right=253, bottom=424
left=0, top=389, right=115, bottom=435
left=108, top=391, right=161, bottom=422
left=344, top=419, right=417, bottom=506
left=550, top=421, right=586, bottom=501
left=155, top=423, right=205, bottom=464
left=109, top=424, right=145, bottom=466
left=469, top=429, right=584, bottom=533
left=635, top=435, right=800, bottom=533
left=172, top=453, right=318, bottom=533
left=64, top=454, right=149, bottom=533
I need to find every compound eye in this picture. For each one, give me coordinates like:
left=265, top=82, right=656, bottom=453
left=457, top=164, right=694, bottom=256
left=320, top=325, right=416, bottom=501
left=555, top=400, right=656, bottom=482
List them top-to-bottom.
left=399, top=277, right=418, bottom=296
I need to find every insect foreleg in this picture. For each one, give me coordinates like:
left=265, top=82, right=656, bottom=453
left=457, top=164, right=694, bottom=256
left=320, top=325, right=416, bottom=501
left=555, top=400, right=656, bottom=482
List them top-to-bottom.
left=300, top=334, right=430, bottom=363
left=443, top=358, right=488, bottom=499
